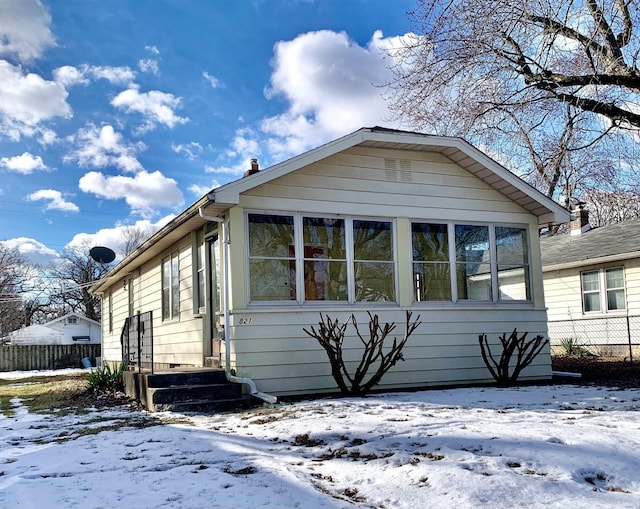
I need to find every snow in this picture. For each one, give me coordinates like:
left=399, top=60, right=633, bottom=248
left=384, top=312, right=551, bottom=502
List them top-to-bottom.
left=1, top=377, right=640, bottom=508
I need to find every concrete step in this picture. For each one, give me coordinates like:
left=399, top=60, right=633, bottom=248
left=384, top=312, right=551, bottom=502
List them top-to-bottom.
left=144, top=369, right=228, bottom=388
left=148, top=382, right=242, bottom=405
left=152, top=397, right=250, bottom=413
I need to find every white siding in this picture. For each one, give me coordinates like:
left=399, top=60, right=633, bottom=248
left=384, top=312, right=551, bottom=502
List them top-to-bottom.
left=224, top=146, right=550, bottom=395
left=101, top=234, right=206, bottom=367
left=227, top=307, right=551, bottom=396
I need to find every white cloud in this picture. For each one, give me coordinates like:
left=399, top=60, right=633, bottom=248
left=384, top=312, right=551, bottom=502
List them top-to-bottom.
left=0, top=0, right=54, bottom=63
left=261, top=29, right=403, bottom=158
left=145, top=45, right=160, bottom=55
left=138, top=58, right=159, bottom=75
left=0, top=60, right=71, bottom=140
left=53, top=64, right=136, bottom=88
left=53, top=65, right=89, bottom=87
left=89, top=65, right=136, bottom=85
left=203, top=71, right=222, bottom=88
left=110, top=85, right=188, bottom=132
left=66, top=124, right=145, bottom=173
left=38, top=127, right=58, bottom=145
left=172, top=141, right=203, bottom=160
left=0, top=152, right=47, bottom=174
left=204, top=163, right=246, bottom=176
left=78, top=170, right=184, bottom=213
left=188, top=181, right=221, bottom=197
left=26, top=189, right=79, bottom=212
left=65, top=216, right=173, bottom=258
left=1, top=237, right=59, bottom=265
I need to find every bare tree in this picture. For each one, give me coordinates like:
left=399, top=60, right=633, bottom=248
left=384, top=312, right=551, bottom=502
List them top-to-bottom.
left=387, top=0, right=640, bottom=206
left=582, top=189, right=640, bottom=226
left=120, top=224, right=154, bottom=257
left=0, top=245, right=29, bottom=337
left=50, top=246, right=112, bottom=321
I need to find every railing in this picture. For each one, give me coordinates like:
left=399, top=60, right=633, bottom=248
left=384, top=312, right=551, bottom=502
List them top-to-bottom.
left=121, top=311, right=154, bottom=372
left=547, top=314, right=640, bottom=361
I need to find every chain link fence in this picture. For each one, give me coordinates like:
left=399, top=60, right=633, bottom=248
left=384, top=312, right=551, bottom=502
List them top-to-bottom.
left=548, top=315, right=640, bottom=361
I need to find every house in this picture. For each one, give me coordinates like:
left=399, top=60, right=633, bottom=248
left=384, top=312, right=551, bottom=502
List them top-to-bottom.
left=92, top=127, right=569, bottom=402
left=541, top=204, right=640, bottom=358
left=6, top=312, right=101, bottom=345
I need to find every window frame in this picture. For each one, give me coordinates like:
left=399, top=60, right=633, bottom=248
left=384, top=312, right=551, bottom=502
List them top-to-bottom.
left=246, top=211, right=397, bottom=306
left=411, top=220, right=532, bottom=304
left=162, top=251, right=180, bottom=321
left=581, top=266, right=626, bottom=314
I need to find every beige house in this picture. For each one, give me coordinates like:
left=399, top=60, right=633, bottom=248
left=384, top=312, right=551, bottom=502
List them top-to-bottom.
left=93, top=127, right=569, bottom=400
left=541, top=205, right=640, bottom=357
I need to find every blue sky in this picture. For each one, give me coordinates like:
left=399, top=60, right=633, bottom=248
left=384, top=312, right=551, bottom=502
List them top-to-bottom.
left=0, top=0, right=415, bottom=265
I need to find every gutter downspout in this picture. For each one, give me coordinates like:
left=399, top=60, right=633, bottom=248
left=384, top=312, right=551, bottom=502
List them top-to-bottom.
left=198, top=206, right=277, bottom=404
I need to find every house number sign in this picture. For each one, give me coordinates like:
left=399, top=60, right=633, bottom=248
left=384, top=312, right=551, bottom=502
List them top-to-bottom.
left=238, top=317, right=253, bottom=325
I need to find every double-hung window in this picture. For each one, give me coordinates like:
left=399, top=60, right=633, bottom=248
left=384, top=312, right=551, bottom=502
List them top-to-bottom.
left=247, top=213, right=396, bottom=304
left=412, top=222, right=531, bottom=303
left=162, top=252, right=180, bottom=320
left=581, top=267, right=626, bottom=313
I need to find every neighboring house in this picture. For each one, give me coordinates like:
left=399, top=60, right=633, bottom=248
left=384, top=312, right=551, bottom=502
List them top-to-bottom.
left=92, top=127, right=568, bottom=399
left=540, top=205, right=640, bottom=357
left=6, top=312, right=101, bottom=346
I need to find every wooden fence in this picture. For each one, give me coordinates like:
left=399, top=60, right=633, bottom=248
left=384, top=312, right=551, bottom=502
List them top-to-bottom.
left=0, top=344, right=101, bottom=372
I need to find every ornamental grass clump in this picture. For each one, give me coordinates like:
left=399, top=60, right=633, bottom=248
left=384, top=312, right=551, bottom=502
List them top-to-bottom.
left=86, top=362, right=125, bottom=393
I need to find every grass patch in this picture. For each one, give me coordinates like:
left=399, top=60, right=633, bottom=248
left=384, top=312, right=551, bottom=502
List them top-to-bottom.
left=0, top=373, right=94, bottom=416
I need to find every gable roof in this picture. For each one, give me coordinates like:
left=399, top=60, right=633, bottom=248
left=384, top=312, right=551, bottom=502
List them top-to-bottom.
left=93, top=127, right=569, bottom=294
left=541, top=218, right=640, bottom=271
left=45, top=312, right=100, bottom=327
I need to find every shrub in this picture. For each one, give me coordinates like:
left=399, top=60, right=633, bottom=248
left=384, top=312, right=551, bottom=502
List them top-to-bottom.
left=304, top=311, right=421, bottom=396
left=478, top=329, right=548, bottom=386
left=559, top=337, right=594, bottom=357
left=86, top=362, right=125, bottom=393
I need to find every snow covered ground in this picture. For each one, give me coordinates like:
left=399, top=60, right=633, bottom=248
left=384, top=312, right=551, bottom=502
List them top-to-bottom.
left=1, top=371, right=640, bottom=508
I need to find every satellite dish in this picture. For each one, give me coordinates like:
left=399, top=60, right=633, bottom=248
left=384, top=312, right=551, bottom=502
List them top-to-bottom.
left=89, top=246, right=116, bottom=264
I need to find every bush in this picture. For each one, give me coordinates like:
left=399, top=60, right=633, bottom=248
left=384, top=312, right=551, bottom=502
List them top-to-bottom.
left=304, top=311, right=421, bottom=396
left=478, top=329, right=548, bottom=386
left=558, top=337, right=594, bottom=357
left=86, top=362, right=125, bottom=393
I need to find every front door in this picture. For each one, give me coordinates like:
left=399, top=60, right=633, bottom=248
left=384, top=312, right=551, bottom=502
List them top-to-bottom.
left=205, top=233, right=221, bottom=360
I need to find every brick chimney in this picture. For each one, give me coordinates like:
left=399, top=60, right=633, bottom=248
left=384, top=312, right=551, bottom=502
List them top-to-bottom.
left=243, top=158, right=260, bottom=177
left=570, top=202, right=591, bottom=236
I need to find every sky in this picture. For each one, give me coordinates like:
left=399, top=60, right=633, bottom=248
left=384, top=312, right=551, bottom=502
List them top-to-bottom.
left=0, top=0, right=415, bottom=265
left=1, top=370, right=640, bottom=508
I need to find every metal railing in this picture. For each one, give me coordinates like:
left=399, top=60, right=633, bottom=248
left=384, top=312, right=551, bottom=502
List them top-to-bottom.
left=121, top=311, right=154, bottom=372
left=547, top=314, right=640, bottom=361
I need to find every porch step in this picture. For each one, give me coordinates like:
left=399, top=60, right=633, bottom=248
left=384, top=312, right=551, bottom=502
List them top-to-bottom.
left=124, top=369, right=249, bottom=413
left=144, top=369, right=228, bottom=388
left=149, top=382, right=242, bottom=405
left=152, top=397, right=249, bottom=413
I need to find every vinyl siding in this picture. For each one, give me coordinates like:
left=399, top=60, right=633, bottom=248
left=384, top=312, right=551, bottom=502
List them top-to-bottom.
left=102, top=235, right=206, bottom=367
left=544, top=258, right=640, bottom=321
left=226, top=307, right=550, bottom=396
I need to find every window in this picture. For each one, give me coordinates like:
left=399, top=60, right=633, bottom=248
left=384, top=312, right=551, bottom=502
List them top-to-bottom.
left=247, top=213, right=396, bottom=304
left=248, top=214, right=296, bottom=301
left=412, top=222, right=531, bottom=303
left=412, top=223, right=451, bottom=301
left=193, top=229, right=206, bottom=312
left=162, top=252, right=180, bottom=320
left=581, top=267, right=626, bottom=313
left=108, top=293, right=113, bottom=333
left=67, top=316, right=77, bottom=324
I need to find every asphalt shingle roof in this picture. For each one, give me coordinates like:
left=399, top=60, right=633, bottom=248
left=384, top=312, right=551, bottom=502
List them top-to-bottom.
left=540, top=218, right=640, bottom=268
